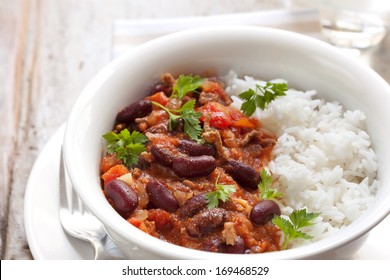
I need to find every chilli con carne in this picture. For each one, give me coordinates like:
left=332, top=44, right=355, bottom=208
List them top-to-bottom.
left=100, top=73, right=283, bottom=254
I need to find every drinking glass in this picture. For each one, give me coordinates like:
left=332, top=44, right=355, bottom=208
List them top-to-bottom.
left=314, top=0, right=390, bottom=49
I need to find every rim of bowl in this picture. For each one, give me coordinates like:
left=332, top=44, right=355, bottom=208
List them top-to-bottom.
left=64, top=25, right=390, bottom=259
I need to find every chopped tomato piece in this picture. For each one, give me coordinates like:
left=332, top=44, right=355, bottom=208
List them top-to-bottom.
left=201, top=80, right=225, bottom=95
left=146, top=91, right=170, bottom=106
left=198, top=102, right=256, bottom=129
left=198, top=102, right=232, bottom=129
left=225, top=104, right=257, bottom=129
left=145, top=109, right=169, bottom=127
left=208, top=111, right=233, bottom=128
left=233, top=117, right=257, bottom=129
left=100, top=154, right=121, bottom=173
left=101, top=164, right=129, bottom=186
left=147, top=209, right=173, bottom=231
left=128, top=217, right=142, bottom=228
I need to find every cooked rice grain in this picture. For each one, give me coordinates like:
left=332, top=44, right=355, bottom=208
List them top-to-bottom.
left=225, top=71, right=378, bottom=247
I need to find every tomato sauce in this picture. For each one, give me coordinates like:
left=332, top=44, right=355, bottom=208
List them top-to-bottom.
left=100, top=73, right=281, bottom=254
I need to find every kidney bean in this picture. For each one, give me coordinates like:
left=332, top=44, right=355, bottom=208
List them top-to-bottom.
left=152, top=84, right=169, bottom=95
left=116, top=100, right=152, bottom=124
left=178, top=140, right=216, bottom=157
left=151, top=145, right=175, bottom=167
left=172, top=155, right=216, bottom=178
left=134, top=156, right=150, bottom=170
left=223, top=160, right=260, bottom=190
left=104, top=179, right=138, bottom=219
left=146, top=179, right=179, bottom=213
left=180, top=193, right=207, bottom=219
left=250, top=200, right=281, bottom=225
left=185, top=208, right=227, bottom=237
left=224, top=236, right=246, bottom=254
left=201, top=237, right=223, bottom=253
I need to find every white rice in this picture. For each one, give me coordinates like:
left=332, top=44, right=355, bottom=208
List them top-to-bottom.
left=224, top=71, right=379, bottom=247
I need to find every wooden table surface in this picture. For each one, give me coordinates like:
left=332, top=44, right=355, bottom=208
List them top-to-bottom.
left=1, top=0, right=390, bottom=260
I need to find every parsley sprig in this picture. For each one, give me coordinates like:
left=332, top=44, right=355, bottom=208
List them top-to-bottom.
left=171, top=74, right=204, bottom=100
left=239, top=82, right=288, bottom=116
left=151, top=100, right=203, bottom=143
left=103, top=129, right=148, bottom=168
left=258, top=169, right=283, bottom=201
left=205, top=175, right=236, bottom=209
left=272, top=209, right=321, bottom=250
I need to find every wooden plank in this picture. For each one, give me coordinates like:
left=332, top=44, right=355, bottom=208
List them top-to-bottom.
left=0, top=0, right=29, bottom=259
left=2, top=0, right=115, bottom=259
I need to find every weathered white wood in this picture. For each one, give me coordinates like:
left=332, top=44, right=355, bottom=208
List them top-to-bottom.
left=0, top=0, right=29, bottom=259
left=2, top=0, right=116, bottom=259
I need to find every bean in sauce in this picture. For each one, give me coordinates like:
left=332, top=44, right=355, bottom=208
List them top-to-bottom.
left=100, top=73, right=281, bottom=254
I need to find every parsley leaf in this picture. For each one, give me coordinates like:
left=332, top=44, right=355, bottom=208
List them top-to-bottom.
left=172, top=74, right=204, bottom=100
left=239, top=82, right=288, bottom=116
left=151, top=100, right=203, bottom=143
left=180, top=102, right=203, bottom=142
left=103, top=129, right=148, bottom=168
left=258, top=169, right=283, bottom=201
left=205, top=175, right=236, bottom=209
left=272, top=209, right=321, bottom=250
left=290, top=209, right=320, bottom=229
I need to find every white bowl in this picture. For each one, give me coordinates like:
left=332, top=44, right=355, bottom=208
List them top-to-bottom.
left=64, top=26, right=390, bottom=259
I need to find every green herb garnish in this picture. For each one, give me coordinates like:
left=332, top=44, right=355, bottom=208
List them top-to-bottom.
left=171, top=74, right=204, bottom=100
left=239, top=82, right=288, bottom=116
left=151, top=100, right=203, bottom=143
left=103, top=129, right=148, bottom=168
left=258, top=169, right=283, bottom=201
left=205, top=175, right=236, bottom=209
left=272, top=209, right=321, bottom=250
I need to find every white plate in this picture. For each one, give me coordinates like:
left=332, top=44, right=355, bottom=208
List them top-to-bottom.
left=24, top=125, right=390, bottom=259
left=24, top=125, right=122, bottom=259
